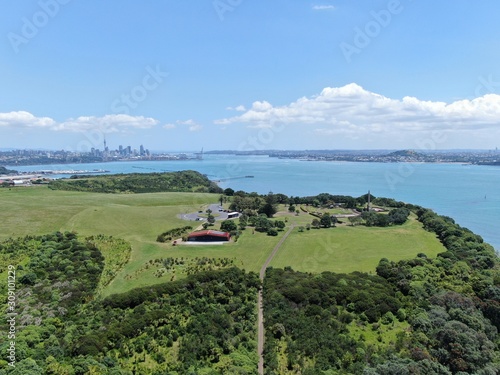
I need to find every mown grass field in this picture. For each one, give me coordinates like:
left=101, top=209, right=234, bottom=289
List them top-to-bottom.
left=0, top=186, right=285, bottom=295
left=1, top=186, right=446, bottom=295
left=270, top=214, right=446, bottom=274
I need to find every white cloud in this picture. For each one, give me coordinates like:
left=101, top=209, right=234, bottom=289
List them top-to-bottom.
left=312, top=5, right=335, bottom=11
left=214, top=83, right=500, bottom=141
left=226, top=105, right=247, bottom=112
left=0, top=111, right=56, bottom=128
left=0, top=112, right=159, bottom=134
left=57, top=115, right=158, bottom=132
left=164, top=119, right=203, bottom=132
left=176, top=119, right=197, bottom=126
left=189, top=124, right=203, bottom=132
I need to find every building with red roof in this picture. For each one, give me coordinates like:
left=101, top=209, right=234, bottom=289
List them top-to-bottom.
left=187, top=230, right=231, bottom=242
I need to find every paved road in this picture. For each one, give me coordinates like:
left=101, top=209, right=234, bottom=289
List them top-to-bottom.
left=179, top=203, right=234, bottom=222
left=257, top=224, right=295, bottom=374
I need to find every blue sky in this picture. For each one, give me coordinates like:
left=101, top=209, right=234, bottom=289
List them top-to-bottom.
left=2, top=0, right=500, bottom=152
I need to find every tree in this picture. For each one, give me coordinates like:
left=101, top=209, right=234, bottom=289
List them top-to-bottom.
left=223, top=188, right=234, bottom=196
left=259, top=192, right=278, bottom=218
left=288, top=205, right=296, bottom=213
left=388, top=207, right=410, bottom=225
left=374, top=213, right=391, bottom=227
left=320, top=214, right=332, bottom=228
left=238, top=216, right=247, bottom=230
left=348, top=216, right=362, bottom=226
left=311, top=219, right=321, bottom=229
left=220, top=220, right=237, bottom=232
left=274, top=221, right=286, bottom=231
left=267, top=228, right=278, bottom=236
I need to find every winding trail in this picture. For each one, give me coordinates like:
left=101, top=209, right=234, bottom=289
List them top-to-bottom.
left=257, top=224, right=295, bottom=374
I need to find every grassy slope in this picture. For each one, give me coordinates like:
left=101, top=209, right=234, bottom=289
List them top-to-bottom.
left=0, top=187, right=446, bottom=296
left=0, top=187, right=285, bottom=296
left=270, top=214, right=446, bottom=274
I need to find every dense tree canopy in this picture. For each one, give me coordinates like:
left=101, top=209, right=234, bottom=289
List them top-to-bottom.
left=49, top=170, right=222, bottom=194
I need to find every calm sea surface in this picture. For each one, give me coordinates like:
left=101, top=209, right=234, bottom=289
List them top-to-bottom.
left=10, top=155, right=500, bottom=251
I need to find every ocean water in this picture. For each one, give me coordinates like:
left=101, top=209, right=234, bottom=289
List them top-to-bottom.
left=10, top=155, right=500, bottom=251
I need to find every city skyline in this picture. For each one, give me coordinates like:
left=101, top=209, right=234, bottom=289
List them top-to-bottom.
left=2, top=1, right=500, bottom=151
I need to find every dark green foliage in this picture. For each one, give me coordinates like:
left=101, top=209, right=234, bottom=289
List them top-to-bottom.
left=48, top=170, right=222, bottom=193
left=224, top=187, right=235, bottom=196
left=258, top=192, right=278, bottom=218
left=372, top=204, right=500, bottom=374
left=388, top=207, right=410, bottom=225
left=362, top=211, right=405, bottom=227
left=320, top=214, right=333, bottom=228
left=248, top=215, right=274, bottom=232
left=220, top=219, right=238, bottom=232
left=156, top=225, right=193, bottom=242
left=267, top=228, right=278, bottom=236
left=0, top=232, right=104, bottom=312
left=1, top=246, right=259, bottom=374
left=83, top=268, right=260, bottom=372
left=262, top=268, right=401, bottom=373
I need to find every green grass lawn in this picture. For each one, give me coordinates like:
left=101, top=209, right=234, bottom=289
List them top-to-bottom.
left=0, top=186, right=446, bottom=295
left=0, top=186, right=216, bottom=240
left=0, top=186, right=284, bottom=296
left=269, top=215, right=446, bottom=274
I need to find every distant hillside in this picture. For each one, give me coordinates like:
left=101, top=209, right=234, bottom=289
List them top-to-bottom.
left=385, top=149, right=423, bottom=157
left=0, top=166, right=18, bottom=174
left=48, top=170, right=223, bottom=193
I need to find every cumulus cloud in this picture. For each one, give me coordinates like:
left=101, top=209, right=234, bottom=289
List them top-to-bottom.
left=312, top=5, right=335, bottom=10
left=214, top=83, right=500, bottom=139
left=0, top=111, right=56, bottom=128
left=0, top=112, right=159, bottom=133
left=56, top=115, right=158, bottom=132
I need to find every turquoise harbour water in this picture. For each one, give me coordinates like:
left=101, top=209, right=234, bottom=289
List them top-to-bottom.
left=11, top=155, right=500, bottom=252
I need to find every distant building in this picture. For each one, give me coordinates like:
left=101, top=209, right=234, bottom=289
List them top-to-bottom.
left=187, top=230, right=230, bottom=242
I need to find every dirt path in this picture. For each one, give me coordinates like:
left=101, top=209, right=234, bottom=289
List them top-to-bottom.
left=257, top=224, right=295, bottom=374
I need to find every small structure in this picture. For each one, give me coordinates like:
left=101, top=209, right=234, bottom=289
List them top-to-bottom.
left=187, top=230, right=230, bottom=242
